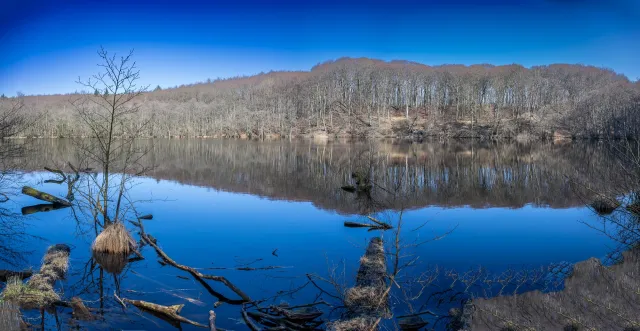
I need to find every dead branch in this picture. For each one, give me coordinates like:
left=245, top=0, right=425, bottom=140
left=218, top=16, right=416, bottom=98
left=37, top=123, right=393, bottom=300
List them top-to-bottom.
left=140, top=233, right=251, bottom=302
left=121, top=296, right=207, bottom=328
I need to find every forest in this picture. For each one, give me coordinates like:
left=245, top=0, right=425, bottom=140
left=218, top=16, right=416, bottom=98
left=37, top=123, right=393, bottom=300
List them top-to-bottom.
left=6, top=57, right=640, bottom=140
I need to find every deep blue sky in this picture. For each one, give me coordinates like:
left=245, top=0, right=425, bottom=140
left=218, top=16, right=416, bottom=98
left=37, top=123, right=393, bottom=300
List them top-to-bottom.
left=1, top=0, right=639, bottom=96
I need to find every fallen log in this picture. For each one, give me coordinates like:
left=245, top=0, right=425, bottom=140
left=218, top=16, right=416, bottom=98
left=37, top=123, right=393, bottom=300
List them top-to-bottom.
left=21, top=187, right=71, bottom=207
left=21, top=203, right=69, bottom=215
left=333, top=237, right=389, bottom=330
left=1, top=244, right=71, bottom=309
left=0, top=270, right=33, bottom=283
left=121, top=297, right=207, bottom=328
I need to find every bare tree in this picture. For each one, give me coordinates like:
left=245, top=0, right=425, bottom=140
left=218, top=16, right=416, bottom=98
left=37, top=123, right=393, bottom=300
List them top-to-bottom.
left=71, top=47, right=149, bottom=226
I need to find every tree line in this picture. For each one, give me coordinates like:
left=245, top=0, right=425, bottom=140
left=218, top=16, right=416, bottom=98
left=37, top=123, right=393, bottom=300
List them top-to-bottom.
left=6, top=57, right=640, bottom=139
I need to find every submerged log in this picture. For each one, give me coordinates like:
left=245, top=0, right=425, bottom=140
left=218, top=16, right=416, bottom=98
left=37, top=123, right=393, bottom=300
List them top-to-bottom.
left=21, top=187, right=71, bottom=207
left=21, top=203, right=69, bottom=215
left=137, top=214, right=153, bottom=220
left=334, top=237, right=388, bottom=330
left=2, top=244, right=70, bottom=309
left=0, top=270, right=33, bottom=283
left=70, top=297, right=95, bottom=321
left=121, top=297, right=207, bottom=328
left=398, top=315, right=429, bottom=330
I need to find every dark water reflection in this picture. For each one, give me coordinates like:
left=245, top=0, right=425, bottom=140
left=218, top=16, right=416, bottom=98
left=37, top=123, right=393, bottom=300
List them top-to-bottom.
left=1, top=139, right=636, bottom=330
left=20, top=139, right=629, bottom=212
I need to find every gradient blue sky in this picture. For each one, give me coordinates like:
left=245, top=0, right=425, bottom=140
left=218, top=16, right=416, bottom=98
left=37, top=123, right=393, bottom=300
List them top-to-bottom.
left=1, top=0, right=639, bottom=96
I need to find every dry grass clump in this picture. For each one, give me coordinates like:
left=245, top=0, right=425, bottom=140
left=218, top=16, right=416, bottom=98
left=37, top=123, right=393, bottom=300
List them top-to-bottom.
left=590, top=197, right=620, bottom=215
left=92, top=222, right=136, bottom=255
left=1, top=244, right=70, bottom=309
left=92, top=251, right=128, bottom=274
left=359, top=255, right=385, bottom=273
left=1, top=277, right=59, bottom=310
left=344, top=286, right=386, bottom=314
left=0, top=301, right=21, bottom=331
left=328, top=316, right=375, bottom=331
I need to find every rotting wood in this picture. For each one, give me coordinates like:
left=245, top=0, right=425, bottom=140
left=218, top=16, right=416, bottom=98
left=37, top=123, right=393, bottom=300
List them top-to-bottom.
left=21, top=187, right=71, bottom=207
left=21, top=203, right=69, bottom=215
left=0, top=270, right=33, bottom=283
left=70, top=297, right=96, bottom=321
left=121, top=297, right=207, bottom=328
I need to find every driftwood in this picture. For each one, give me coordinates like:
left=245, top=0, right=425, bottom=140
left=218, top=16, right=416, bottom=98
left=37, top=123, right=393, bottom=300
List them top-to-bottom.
left=21, top=187, right=71, bottom=207
left=21, top=203, right=69, bottom=215
left=137, top=214, right=153, bottom=220
left=344, top=216, right=392, bottom=231
left=366, top=216, right=392, bottom=229
left=140, top=233, right=251, bottom=303
left=0, top=270, right=33, bottom=283
left=70, top=297, right=96, bottom=321
left=121, top=297, right=207, bottom=328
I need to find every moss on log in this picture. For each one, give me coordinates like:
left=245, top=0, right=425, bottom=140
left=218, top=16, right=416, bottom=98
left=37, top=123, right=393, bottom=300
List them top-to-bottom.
left=21, top=187, right=71, bottom=207
left=1, top=244, right=70, bottom=309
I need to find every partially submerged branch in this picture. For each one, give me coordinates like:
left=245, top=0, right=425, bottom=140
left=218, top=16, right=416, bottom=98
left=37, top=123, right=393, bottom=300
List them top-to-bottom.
left=140, top=233, right=251, bottom=303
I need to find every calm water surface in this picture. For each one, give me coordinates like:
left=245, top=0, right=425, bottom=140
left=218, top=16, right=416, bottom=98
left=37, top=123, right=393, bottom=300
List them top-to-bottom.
left=2, top=139, right=626, bottom=330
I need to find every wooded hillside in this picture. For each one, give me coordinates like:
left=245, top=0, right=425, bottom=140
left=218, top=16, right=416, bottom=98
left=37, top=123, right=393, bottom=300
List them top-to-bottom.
left=8, top=58, right=640, bottom=140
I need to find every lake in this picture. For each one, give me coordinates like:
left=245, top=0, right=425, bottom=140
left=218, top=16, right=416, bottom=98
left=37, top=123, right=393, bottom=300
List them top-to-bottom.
left=1, top=139, right=633, bottom=330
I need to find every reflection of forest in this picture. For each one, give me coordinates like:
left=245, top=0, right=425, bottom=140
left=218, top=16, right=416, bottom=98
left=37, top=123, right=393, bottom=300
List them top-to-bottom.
left=18, top=139, right=632, bottom=214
